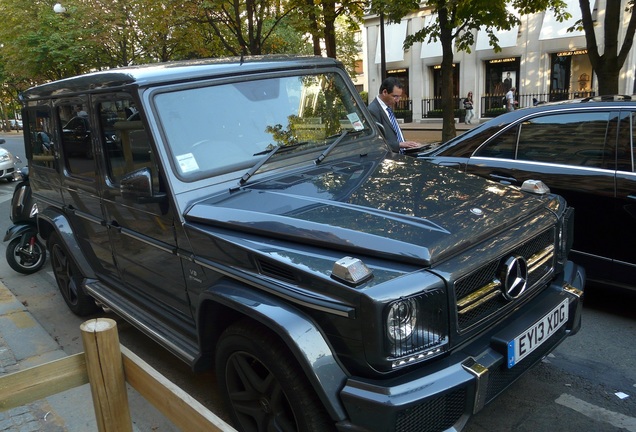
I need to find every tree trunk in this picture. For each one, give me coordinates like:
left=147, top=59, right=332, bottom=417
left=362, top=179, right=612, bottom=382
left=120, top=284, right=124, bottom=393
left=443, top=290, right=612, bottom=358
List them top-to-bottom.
left=323, top=0, right=337, bottom=58
left=439, top=10, right=456, bottom=142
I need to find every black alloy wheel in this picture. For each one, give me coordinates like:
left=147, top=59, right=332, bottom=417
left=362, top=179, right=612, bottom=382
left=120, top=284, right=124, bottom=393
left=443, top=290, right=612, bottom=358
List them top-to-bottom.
left=48, top=232, right=99, bottom=316
left=216, top=321, right=334, bottom=432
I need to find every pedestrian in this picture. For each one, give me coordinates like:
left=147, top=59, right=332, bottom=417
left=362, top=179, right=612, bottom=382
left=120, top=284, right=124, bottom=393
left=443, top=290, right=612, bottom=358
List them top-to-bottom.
left=368, top=77, right=422, bottom=153
left=506, top=87, right=517, bottom=112
left=464, top=92, right=474, bottom=124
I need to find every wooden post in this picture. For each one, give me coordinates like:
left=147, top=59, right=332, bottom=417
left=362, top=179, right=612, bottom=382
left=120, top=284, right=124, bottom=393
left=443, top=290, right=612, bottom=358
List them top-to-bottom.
left=80, top=318, right=132, bottom=432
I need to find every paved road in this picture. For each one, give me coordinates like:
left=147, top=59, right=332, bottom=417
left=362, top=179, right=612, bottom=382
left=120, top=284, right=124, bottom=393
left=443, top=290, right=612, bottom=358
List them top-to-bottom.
left=1, top=131, right=635, bottom=432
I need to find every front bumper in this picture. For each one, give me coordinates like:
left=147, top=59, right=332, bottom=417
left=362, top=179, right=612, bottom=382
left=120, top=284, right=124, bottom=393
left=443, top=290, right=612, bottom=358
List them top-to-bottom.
left=337, top=261, right=584, bottom=432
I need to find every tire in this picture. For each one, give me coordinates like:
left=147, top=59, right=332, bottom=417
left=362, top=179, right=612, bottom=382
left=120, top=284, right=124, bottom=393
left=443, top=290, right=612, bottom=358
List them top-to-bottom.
left=48, top=232, right=99, bottom=316
left=6, top=236, right=46, bottom=275
left=216, top=321, right=335, bottom=432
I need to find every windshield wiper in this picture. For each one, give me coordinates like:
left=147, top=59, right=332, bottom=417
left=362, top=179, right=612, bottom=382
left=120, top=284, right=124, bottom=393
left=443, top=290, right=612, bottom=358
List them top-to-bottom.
left=314, top=130, right=349, bottom=165
left=252, top=141, right=310, bottom=156
left=233, top=145, right=282, bottom=190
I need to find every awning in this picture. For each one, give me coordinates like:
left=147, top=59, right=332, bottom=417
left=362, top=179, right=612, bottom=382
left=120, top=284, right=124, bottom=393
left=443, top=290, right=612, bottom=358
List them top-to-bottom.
left=539, top=0, right=585, bottom=40
left=420, top=15, right=446, bottom=59
left=374, top=20, right=408, bottom=64
left=476, top=25, right=519, bottom=50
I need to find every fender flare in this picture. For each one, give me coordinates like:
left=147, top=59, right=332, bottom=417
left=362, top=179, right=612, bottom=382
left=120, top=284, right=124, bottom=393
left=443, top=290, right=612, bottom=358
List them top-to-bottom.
left=37, top=207, right=97, bottom=279
left=200, top=281, right=349, bottom=421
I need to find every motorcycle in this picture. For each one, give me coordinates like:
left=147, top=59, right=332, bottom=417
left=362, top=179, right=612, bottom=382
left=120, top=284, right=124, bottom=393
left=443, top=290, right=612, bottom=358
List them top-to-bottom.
left=4, top=167, right=47, bottom=274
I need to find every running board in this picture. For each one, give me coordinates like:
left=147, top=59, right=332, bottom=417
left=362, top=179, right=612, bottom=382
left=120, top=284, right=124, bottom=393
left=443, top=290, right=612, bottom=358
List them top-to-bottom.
left=84, top=280, right=199, bottom=366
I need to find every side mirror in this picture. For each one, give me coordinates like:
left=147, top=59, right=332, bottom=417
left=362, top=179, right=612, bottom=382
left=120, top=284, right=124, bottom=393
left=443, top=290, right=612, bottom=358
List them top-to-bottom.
left=120, top=167, right=166, bottom=204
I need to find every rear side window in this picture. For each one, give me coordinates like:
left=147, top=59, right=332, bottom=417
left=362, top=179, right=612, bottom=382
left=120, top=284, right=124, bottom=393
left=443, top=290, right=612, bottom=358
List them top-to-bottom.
left=58, top=102, right=96, bottom=177
left=25, top=106, right=57, bottom=170
left=616, top=110, right=635, bottom=172
left=514, top=112, right=612, bottom=169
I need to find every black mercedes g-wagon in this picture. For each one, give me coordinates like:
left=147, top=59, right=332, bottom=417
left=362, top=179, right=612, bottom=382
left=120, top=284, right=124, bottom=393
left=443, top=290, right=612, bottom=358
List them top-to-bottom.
left=20, top=56, right=584, bottom=432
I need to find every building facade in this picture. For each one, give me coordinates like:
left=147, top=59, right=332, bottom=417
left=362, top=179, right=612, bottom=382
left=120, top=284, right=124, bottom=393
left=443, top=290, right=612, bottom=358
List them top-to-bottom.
left=362, top=0, right=636, bottom=121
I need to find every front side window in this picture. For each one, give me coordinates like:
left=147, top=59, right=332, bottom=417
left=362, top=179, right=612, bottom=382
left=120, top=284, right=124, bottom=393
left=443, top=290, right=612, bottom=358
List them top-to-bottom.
left=154, top=72, right=371, bottom=181
left=97, top=98, right=156, bottom=187
left=514, top=112, right=612, bottom=169
left=475, top=125, right=518, bottom=159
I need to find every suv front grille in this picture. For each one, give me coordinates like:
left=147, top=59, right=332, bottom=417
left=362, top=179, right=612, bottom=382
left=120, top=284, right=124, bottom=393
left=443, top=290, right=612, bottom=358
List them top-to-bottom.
left=455, top=229, right=555, bottom=331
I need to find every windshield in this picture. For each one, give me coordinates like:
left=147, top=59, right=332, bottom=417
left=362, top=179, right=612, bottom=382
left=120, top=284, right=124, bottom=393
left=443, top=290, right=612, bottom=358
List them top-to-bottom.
left=154, top=72, right=372, bottom=181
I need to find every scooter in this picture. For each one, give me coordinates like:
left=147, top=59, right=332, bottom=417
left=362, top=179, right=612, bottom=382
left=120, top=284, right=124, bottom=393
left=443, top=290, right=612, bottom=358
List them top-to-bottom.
left=4, top=166, right=47, bottom=274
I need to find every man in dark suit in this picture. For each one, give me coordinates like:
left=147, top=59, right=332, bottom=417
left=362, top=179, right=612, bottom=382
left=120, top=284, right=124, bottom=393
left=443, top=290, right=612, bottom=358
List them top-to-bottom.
left=368, top=77, right=421, bottom=153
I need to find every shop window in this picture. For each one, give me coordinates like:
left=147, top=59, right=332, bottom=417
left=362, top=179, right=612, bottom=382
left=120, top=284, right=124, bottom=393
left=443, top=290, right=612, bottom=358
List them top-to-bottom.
left=550, top=52, right=593, bottom=100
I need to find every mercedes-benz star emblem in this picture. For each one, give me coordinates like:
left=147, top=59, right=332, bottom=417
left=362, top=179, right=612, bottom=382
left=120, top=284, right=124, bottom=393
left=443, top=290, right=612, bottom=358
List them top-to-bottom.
left=499, top=255, right=528, bottom=300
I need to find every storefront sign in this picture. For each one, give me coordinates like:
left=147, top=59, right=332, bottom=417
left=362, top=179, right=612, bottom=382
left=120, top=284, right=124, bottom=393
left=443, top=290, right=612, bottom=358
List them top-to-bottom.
left=556, top=49, right=588, bottom=57
left=489, top=57, right=517, bottom=64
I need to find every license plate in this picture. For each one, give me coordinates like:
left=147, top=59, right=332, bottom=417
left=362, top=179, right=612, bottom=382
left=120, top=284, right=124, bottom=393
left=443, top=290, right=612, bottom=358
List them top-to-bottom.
left=507, top=299, right=568, bottom=368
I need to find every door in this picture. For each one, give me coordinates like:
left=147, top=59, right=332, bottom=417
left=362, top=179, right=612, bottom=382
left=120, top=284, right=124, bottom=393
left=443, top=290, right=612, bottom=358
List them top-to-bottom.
left=95, top=94, right=192, bottom=319
left=55, top=98, right=118, bottom=278
left=612, top=110, right=636, bottom=286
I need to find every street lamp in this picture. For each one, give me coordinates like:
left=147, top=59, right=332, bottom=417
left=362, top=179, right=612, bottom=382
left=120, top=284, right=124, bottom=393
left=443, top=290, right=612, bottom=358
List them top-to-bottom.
left=53, top=3, right=66, bottom=13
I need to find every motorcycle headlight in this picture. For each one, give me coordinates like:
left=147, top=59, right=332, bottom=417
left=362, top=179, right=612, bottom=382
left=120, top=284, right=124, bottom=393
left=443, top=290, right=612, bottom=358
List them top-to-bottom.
left=385, top=290, right=449, bottom=368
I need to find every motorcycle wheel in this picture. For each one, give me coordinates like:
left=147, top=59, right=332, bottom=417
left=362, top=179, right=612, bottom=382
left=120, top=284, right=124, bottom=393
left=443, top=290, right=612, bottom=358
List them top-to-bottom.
left=6, top=236, right=47, bottom=275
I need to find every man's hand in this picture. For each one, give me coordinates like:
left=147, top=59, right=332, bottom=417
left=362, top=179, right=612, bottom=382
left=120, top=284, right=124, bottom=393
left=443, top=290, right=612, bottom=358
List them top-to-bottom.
left=399, top=140, right=421, bottom=149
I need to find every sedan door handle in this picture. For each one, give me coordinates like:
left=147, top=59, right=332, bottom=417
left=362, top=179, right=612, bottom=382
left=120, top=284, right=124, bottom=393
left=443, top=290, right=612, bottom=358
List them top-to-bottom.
left=489, top=173, right=517, bottom=184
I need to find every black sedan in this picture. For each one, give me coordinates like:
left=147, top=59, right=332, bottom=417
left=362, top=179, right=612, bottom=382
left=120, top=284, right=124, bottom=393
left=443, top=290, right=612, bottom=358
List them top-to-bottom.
left=419, top=96, right=636, bottom=291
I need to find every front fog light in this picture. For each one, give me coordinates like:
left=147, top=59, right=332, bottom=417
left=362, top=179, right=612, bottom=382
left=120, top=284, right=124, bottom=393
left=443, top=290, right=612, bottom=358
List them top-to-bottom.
left=387, top=299, right=418, bottom=343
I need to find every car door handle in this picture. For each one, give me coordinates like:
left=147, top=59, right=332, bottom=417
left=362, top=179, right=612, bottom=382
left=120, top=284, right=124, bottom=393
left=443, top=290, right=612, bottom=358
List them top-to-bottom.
left=437, top=162, right=461, bottom=168
left=489, top=173, right=517, bottom=184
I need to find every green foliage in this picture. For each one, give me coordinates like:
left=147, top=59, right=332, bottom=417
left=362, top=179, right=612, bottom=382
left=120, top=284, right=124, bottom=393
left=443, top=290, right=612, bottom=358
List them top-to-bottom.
left=399, top=0, right=571, bottom=142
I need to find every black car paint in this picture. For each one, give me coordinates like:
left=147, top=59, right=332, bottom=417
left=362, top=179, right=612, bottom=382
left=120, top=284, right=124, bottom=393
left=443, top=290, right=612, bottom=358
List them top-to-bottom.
left=20, top=56, right=584, bottom=432
left=421, top=103, right=636, bottom=290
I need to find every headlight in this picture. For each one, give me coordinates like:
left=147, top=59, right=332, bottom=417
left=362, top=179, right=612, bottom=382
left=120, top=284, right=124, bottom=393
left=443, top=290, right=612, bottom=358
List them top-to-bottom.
left=0, top=153, right=10, bottom=162
left=385, top=290, right=449, bottom=368
left=387, top=299, right=418, bottom=343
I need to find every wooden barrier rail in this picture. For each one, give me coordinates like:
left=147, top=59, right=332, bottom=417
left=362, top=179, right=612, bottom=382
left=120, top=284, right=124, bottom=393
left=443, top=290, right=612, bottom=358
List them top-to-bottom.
left=0, top=318, right=236, bottom=432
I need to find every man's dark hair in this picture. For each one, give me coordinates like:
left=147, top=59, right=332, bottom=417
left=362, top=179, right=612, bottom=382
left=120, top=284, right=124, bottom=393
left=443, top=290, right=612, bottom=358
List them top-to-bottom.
left=379, top=77, right=402, bottom=94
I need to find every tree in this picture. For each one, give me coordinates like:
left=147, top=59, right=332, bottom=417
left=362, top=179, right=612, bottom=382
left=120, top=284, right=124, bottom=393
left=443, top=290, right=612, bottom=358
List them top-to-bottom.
left=187, top=0, right=299, bottom=55
left=398, top=0, right=570, bottom=142
left=575, top=0, right=636, bottom=95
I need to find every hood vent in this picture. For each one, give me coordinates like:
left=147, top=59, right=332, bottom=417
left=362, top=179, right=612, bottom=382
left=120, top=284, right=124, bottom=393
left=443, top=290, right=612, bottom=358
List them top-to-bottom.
left=257, top=259, right=297, bottom=283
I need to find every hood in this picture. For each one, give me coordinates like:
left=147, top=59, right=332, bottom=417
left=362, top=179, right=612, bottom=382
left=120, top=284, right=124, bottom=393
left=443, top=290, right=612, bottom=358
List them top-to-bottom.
left=185, top=158, right=553, bottom=266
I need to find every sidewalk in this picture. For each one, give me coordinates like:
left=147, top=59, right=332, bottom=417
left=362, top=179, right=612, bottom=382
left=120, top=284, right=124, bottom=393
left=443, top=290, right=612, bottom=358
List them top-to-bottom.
left=0, top=280, right=180, bottom=432
left=0, top=280, right=95, bottom=431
